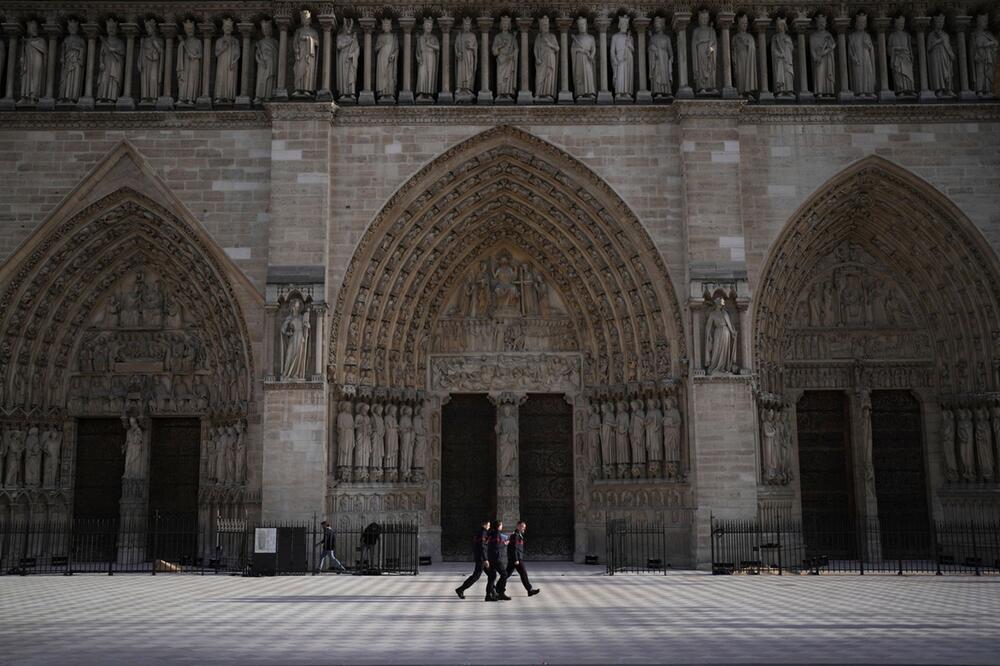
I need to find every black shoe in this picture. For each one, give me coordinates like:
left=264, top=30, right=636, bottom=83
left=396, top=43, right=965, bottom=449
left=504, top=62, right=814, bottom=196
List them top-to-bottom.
left=455, top=588, right=465, bottom=599
left=528, top=588, right=541, bottom=597
left=498, top=594, right=512, bottom=601
left=484, top=596, right=497, bottom=602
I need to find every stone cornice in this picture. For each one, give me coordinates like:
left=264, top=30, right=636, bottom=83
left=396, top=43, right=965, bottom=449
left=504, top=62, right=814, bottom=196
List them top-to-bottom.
left=332, top=104, right=673, bottom=125
left=0, top=110, right=269, bottom=129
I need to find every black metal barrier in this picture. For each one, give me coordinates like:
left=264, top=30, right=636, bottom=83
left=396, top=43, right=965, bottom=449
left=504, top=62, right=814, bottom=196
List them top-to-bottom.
left=606, top=515, right=670, bottom=575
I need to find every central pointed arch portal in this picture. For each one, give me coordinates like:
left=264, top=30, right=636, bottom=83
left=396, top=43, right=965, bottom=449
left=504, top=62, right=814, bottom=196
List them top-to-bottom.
left=328, top=127, right=691, bottom=562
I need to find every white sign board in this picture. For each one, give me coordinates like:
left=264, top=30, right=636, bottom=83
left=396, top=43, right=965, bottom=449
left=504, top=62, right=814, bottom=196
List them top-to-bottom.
left=254, top=528, right=277, bottom=554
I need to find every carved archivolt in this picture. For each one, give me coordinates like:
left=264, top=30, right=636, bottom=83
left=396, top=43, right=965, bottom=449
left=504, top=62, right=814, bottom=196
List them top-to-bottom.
left=329, top=125, right=686, bottom=389
left=753, top=156, right=1000, bottom=396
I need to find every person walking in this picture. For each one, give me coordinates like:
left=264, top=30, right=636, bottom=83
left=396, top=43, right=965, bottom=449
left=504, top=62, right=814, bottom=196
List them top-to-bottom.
left=455, top=518, right=491, bottom=599
left=486, top=519, right=511, bottom=601
left=315, top=520, right=347, bottom=573
left=505, top=520, right=541, bottom=597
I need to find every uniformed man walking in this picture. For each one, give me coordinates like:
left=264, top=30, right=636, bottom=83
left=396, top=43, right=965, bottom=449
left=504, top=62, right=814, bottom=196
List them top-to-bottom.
left=454, top=518, right=491, bottom=599
left=485, top=518, right=511, bottom=601
left=315, top=520, right=347, bottom=573
left=504, top=520, right=541, bottom=597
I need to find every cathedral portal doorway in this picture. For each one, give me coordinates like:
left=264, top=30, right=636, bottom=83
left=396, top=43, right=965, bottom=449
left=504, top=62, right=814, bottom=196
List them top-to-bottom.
left=73, top=419, right=126, bottom=522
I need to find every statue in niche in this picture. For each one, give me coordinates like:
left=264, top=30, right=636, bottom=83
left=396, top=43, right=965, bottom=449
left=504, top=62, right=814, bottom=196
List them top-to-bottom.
left=293, top=9, right=319, bottom=95
left=691, top=10, right=718, bottom=94
left=848, top=13, right=876, bottom=96
left=731, top=14, right=756, bottom=95
left=810, top=14, right=836, bottom=97
left=927, top=14, right=954, bottom=96
left=972, top=14, right=998, bottom=96
left=610, top=15, right=634, bottom=99
left=493, top=16, right=516, bottom=100
left=535, top=16, right=560, bottom=100
left=456, top=17, right=479, bottom=99
left=572, top=17, right=597, bottom=99
left=648, top=17, right=673, bottom=98
left=888, top=17, right=915, bottom=93
left=214, top=18, right=241, bottom=103
left=337, top=18, right=360, bottom=99
left=415, top=18, right=440, bottom=101
left=772, top=18, right=794, bottom=97
left=59, top=19, right=86, bottom=101
left=97, top=19, right=125, bottom=101
left=138, top=19, right=164, bottom=102
left=176, top=19, right=202, bottom=104
left=375, top=19, right=398, bottom=100
left=20, top=20, right=46, bottom=102
left=254, top=20, right=279, bottom=101
left=492, top=252, right=519, bottom=316
left=472, top=261, right=494, bottom=317
left=519, top=263, right=538, bottom=315
left=534, top=270, right=550, bottom=316
left=144, top=278, right=164, bottom=327
left=704, top=295, right=738, bottom=374
left=281, top=297, right=310, bottom=380
left=663, top=396, right=681, bottom=478
left=629, top=398, right=646, bottom=477
left=645, top=398, right=663, bottom=477
left=615, top=400, right=630, bottom=478
left=336, top=401, right=355, bottom=478
left=354, top=401, right=372, bottom=482
left=600, top=401, right=615, bottom=478
left=371, top=403, right=385, bottom=482
left=384, top=403, right=399, bottom=481
left=496, top=403, right=518, bottom=477
left=399, top=404, right=415, bottom=481
left=412, top=404, right=427, bottom=481
left=587, top=404, right=602, bottom=477
left=992, top=405, right=1000, bottom=475
left=975, top=407, right=994, bottom=482
left=940, top=408, right=958, bottom=482
left=957, top=408, right=975, bottom=482
left=761, top=409, right=779, bottom=483
left=122, top=417, right=144, bottom=479
left=233, top=423, right=246, bottom=484
left=216, top=426, right=232, bottom=482
left=224, top=426, right=238, bottom=483
left=23, top=427, right=41, bottom=487
left=2, top=428, right=25, bottom=486
left=43, top=428, right=62, bottom=487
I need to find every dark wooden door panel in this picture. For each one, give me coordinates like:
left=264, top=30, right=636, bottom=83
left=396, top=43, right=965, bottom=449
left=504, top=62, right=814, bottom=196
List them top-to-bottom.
left=441, top=394, right=496, bottom=561
left=148, top=418, right=201, bottom=521
left=73, top=419, right=125, bottom=522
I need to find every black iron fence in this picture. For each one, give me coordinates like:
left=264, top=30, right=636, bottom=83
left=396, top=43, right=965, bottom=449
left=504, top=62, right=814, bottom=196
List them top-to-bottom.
left=711, top=512, right=1000, bottom=576
left=0, top=513, right=419, bottom=576
left=605, top=515, right=670, bottom=575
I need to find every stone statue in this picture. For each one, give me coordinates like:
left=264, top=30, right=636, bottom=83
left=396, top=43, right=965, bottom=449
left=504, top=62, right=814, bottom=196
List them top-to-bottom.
left=293, top=9, right=319, bottom=95
left=691, top=10, right=718, bottom=94
left=848, top=13, right=876, bottom=96
left=810, top=14, right=836, bottom=97
left=927, top=14, right=954, bottom=96
left=972, top=14, right=998, bottom=95
left=731, top=15, right=756, bottom=95
left=493, top=16, right=516, bottom=100
left=535, top=16, right=560, bottom=100
left=609, top=16, right=634, bottom=99
left=456, top=17, right=479, bottom=99
left=571, top=17, right=597, bottom=99
left=648, top=17, right=673, bottom=98
left=888, top=17, right=915, bottom=93
left=214, top=18, right=241, bottom=102
left=375, top=18, right=398, bottom=101
left=415, top=18, right=440, bottom=100
left=772, top=18, right=795, bottom=96
left=59, top=19, right=86, bottom=101
left=97, top=19, right=125, bottom=101
left=138, top=19, right=164, bottom=102
left=337, top=19, right=360, bottom=99
left=20, top=20, right=47, bottom=102
left=177, top=20, right=202, bottom=104
left=254, top=20, right=279, bottom=101
left=493, top=252, right=519, bottom=315
left=473, top=260, right=493, bottom=316
left=518, top=263, right=538, bottom=315
left=704, top=296, right=738, bottom=374
left=281, top=297, right=310, bottom=380
left=859, top=394, right=876, bottom=498
left=663, top=396, right=681, bottom=478
left=628, top=398, right=646, bottom=477
left=645, top=398, right=663, bottom=475
left=336, top=400, right=355, bottom=475
left=615, top=400, right=630, bottom=478
left=600, top=401, right=615, bottom=477
left=354, top=402, right=372, bottom=481
left=370, top=403, right=385, bottom=481
left=384, top=403, right=399, bottom=480
left=496, top=403, right=518, bottom=477
left=587, top=403, right=602, bottom=476
left=399, top=404, right=415, bottom=481
left=412, top=404, right=427, bottom=480
left=991, top=406, right=1000, bottom=479
left=975, top=407, right=994, bottom=482
left=940, top=408, right=959, bottom=482
left=957, top=408, right=975, bottom=482
left=761, top=409, right=779, bottom=484
left=122, top=417, right=144, bottom=479
left=233, top=423, right=246, bottom=483
left=216, top=426, right=231, bottom=482
left=225, top=426, right=238, bottom=483
left=2, top=427, right=24, bottom=486
left=23, top=427, right=41, bottom=487
left=43, top=428, right=62, bottom=487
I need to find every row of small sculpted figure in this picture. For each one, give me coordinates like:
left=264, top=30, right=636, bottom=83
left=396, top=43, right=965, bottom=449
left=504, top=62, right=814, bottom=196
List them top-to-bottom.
left=4, top=9, right=995, bottom=108
left=588, top=396, right=683, bottom=482
left=335, top=399, right=428, bottom=484
left=940, top=405, right=1000, bottom=485
left=204, top=423, right=246, bottom=486
left=0, top=425, right=62, bottom=490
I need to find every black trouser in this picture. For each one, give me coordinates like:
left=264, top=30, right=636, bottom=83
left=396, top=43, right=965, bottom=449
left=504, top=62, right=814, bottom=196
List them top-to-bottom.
left=485, top=558, right=508, bottom=598
left=457, top=560, right=485, bottom=592
left=505, top=560, right=532, bottom=592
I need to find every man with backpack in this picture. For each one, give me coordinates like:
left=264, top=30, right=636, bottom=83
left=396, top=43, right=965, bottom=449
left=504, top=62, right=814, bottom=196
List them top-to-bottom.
left=455, top=518, right=491, bottom=599
left=504, top=520, right=541, bottom=597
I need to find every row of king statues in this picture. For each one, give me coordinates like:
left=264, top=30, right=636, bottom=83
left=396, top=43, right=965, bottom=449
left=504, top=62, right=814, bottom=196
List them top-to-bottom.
left=587, top=392, right=683, bottom=481
left=336, top=398, right=427, bottom=484
left=940, top=404, right=1000, bottom=485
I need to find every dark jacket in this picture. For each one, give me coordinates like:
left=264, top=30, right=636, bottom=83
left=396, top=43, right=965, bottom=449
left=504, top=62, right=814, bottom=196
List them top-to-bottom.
left=319, top=526, right=336, bottom=551
left=472, top=527, right=489, bottom=562
left=507, top=529, right=526, bottom=563
left=487, top=530, right=509, bottom=562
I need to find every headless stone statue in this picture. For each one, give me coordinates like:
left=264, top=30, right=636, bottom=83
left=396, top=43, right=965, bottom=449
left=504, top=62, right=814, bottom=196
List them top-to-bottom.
left=971, top=14, right=998, bottom=95
left=337, top=401, right=355, bottom=475
left=399, top=405, right=415, bottom=481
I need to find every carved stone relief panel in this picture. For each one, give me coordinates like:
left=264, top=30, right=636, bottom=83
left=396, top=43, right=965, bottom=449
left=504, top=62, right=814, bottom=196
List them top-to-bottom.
left=428, top=353, right=581, bottom=393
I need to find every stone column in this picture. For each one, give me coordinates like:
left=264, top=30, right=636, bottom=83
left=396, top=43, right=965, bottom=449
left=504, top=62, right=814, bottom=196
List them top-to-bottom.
left=717, top=11, right=738, bottom=98
left=672, top=12, right=693, bottom=98
left=316, top=13, right=335, bottom=103
left=273, top=14, right=290, bottom=101
left=595, top=14, right=613, bottom=104
left=476, top=15, right=493, bottom=104
left=633, top=15, right=652, bottom=103
left=793, top=15, right=814, bottom=102
left=833, top=15, right=853, bottom=103
left=954, top=15, right=976, bottom=100
left=436, top=16, right=453, bottom=103
left=516, top=16, right=533, bottom=105
left=556, top=16, right=573, bottom=104
left=753, top=16, right=773, bottom=102
left=872, top=16, right=893, bottom=101
left=912, top=16, right=934, bottom=102
left=357, top=17, right=375, bottom=105
left=397, top=17, right=415, bottom=104
left=117, top=20, right=138, bottom=110
left=157, top=20, right=176, bottom=109
left=236, top=20, right=254, bottom=108
left=38, top=21, right=61, bottom=110
left=78, top=21, right=99, bottom=110
left=196, top=21, right=214, bottom=109
left=0, top=22, right=20, bottom=111
left=849, top=389, right=882, bottom=563
left=490, top=392, right=526, bottom=527
left=118, top=417, right=151, bottom=565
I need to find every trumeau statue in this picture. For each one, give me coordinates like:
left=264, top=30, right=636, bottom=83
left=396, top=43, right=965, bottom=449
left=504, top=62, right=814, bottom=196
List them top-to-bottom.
left=293, top=9, right=320, bottom=95
left=691, top=10, right=717, bottom=94
left=848, top=13, right=876, bottom=96
left=731, top=14, right=756, bottom=96
left=811, top=14, right=836, bottom=97
left=927, top=14, right=955, bottom=96
left=971, top=14, right=998, bottom=95
left=493, top=16, right=516, bottom=100
left=535, top=16, right=560, bottom=100
left=609, top=16, right=634, bottom=99
left=456, top=17, right=479, bottom=99
left=571, top=17, right=597, bottom=99
left=648, top=17, right=673, bottom=98
left=888, top=17, right=915, bottom=93
left=214, top=18, right=241, bottom=102
left=337, top=18, right=360, bottom=99
left=375, top=18, right=398, bottom=100
left=415, top=18, right=440, bottom=100
left=772, top=18, right=794, bottom=96
left=60, top=19, right=86, bottom=101
left=97, top=19, right=125, bottom=101
left=138, top=19, right=164, bottom=102
left=20, top=20, right=46, bottom=102
left=176, top=20, right=202, bottom=104
left=254, top=20, right=279, bottom=101
left=704, top=296, right=738, bottom=374
left=280, top=297, right=310, bottom=380
left=496, top=403, right=518, bottom=477
left=941, top=409, right=958, bottom=482
left=122, top=417, right=144, bottom=479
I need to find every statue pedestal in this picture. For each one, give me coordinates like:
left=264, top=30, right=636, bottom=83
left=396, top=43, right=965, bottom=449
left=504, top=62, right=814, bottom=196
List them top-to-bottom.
left=721, top=85, right=739, bottom=99
left=675, top=86, right=694, bottom=99
left=272, top=88, right=289, bottom=102
left=878, top=89, right=895, bottom=102
left=358, top=90, right=375, bottom=105
left=516, top=90, right=533, bottom=105
left=558, top=90, right=575, bottom=104
left=596, top=90, right=614, bottom=105
left=635, top=90, right=652, bottom=104
left=756, top=90, right=774, bottom=103
left=959, top=90, right=978, bottom=101
left=397, top=91, right=414, bottom=105
left=477, top=91, right=494, bottom=105
left=837, top=91, right=855, bottom=103
left=436, top=92, right=454, bottom=104
left=614, top=93, right=634, bottom=104
left=337, top=94, right=356, bottom=106
left=377, top=94, right=396, bottom=105
left=234, top=95, right=252, bottom=109
left=37, top=96, right=55, bottom=111
left=76, top=96, right=95, bottom=110
left=116, top=96, right=136, bottom=110
left=195, top=96, right=212, bottom=110
left=0, top=97, right=15, bottom=111
left=15, top=98, right=38, bottom=109
left=56, top=99, right=78, bottom=111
